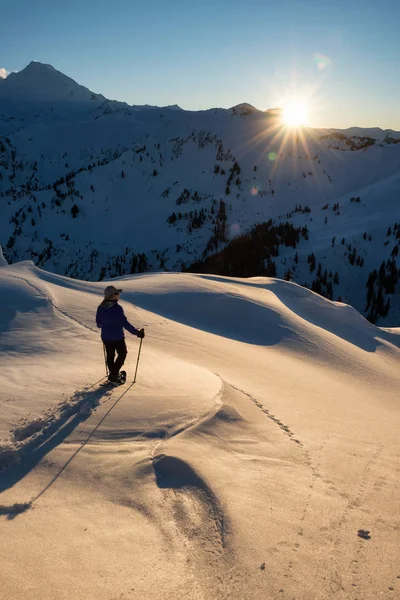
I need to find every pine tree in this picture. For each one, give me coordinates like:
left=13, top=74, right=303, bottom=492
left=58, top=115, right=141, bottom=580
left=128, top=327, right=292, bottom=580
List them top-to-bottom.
left=309, top=252, right=316, bottom=272
left=284, top=269, right=292, bottom=281
left=376, top=287, right=385, bottom=317
left=384, top=297, right=391, bottom=317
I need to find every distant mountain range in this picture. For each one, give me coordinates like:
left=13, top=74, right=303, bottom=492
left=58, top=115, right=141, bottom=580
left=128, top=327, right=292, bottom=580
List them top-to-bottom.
left=0, top=62, right=399, bottom=324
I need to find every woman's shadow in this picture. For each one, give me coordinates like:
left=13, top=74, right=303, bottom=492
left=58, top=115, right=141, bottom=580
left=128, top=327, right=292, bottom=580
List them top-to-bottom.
left=0, top=384, right=111, bottom=519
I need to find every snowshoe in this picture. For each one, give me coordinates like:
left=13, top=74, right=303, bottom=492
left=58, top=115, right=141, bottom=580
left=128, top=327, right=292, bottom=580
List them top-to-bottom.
left=101, top=372, right=127, bottom=387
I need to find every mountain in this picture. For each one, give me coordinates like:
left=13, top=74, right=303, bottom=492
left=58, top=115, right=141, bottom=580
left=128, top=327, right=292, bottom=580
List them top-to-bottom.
left=0, top=61, right=105, bottom=104
left=0, top=62, right=399, bottom=325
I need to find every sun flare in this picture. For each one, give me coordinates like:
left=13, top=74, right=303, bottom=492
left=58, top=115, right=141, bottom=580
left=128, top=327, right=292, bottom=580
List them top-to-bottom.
left=283, top=101, right=309, bottom=127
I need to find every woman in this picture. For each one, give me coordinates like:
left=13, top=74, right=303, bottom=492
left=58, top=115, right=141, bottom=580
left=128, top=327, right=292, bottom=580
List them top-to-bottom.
left=96, top=285, right=144, bottom=383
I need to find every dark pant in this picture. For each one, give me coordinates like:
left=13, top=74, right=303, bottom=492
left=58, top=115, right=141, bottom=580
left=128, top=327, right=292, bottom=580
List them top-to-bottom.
left=104, top=339, right=127, bottom=377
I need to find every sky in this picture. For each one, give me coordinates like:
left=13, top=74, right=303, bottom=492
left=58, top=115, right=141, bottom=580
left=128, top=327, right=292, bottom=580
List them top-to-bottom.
left=1, top=0, right=400, bottom=129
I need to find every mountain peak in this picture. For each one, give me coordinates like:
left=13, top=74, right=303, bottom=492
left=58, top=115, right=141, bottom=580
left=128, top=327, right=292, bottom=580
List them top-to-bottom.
left=27, top=60, right=55, bottom=69
left=0, top=61, right=104, bottom=104
left=24, top=61, right=58, bottom=75
left=230, top=103, right=259, bottom=116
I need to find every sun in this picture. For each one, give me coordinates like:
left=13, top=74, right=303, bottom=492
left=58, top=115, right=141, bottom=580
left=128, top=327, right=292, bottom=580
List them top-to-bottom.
left=283, top=101, right=309, bottom=128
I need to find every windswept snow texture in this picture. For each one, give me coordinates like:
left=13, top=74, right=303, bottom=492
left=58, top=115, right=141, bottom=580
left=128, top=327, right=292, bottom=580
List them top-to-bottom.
left=0, top=62, right=399, bottom=325
left=0, top=263, right=399, bottom=599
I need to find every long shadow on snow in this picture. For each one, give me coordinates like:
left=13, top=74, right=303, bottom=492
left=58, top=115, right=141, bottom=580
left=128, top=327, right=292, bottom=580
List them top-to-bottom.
left=0, top=386, right=110, bottom=499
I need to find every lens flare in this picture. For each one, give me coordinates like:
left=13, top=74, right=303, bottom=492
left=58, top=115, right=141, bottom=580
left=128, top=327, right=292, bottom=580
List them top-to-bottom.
left=313, top=53, right=332, bottom=71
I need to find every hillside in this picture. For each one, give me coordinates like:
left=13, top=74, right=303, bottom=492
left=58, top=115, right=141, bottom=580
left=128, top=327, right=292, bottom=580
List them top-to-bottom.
left=0, top=62, right=399, bottom=324
left=1, top=261, right=399, bottom=599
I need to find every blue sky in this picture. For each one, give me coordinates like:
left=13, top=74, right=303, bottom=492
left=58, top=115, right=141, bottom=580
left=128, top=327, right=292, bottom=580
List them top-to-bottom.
left=1, top=0, right=400, bottom=129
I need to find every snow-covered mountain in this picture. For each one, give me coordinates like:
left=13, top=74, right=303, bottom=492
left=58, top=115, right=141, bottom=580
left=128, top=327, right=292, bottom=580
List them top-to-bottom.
left=0, top=61, right=105, bottom=104
left=0, top=62, right=399, bottom=324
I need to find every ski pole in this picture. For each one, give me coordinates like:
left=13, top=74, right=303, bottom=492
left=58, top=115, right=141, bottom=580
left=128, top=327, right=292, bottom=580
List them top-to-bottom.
left=133, top=338, right=143, bottom=384
left=103, top=343, right=108, bottom=377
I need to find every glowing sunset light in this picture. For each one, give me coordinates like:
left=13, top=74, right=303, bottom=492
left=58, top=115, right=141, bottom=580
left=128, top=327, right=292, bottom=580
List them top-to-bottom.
left=283, top=101, right=309, bottom=127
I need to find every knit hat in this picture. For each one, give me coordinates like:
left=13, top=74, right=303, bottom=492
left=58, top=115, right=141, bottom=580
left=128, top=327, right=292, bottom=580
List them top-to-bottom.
left=104, top=285, right=123, bottom=299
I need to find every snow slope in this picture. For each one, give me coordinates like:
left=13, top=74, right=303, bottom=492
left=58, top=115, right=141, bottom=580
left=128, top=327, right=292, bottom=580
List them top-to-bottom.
left=0, top=262, right=399, bottom=599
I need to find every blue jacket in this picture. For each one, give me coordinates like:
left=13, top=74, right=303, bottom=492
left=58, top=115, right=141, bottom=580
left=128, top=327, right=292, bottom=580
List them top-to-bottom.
left=96, top=301, right=139, bottom=342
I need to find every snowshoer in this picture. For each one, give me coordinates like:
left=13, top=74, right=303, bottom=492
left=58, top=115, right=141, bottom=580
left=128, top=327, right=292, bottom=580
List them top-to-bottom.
left=96, top=285, right=144, bottom=383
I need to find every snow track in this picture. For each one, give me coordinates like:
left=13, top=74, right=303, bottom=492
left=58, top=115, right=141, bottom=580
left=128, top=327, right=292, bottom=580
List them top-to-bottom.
left=0, top=377, right=107, bottom=472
